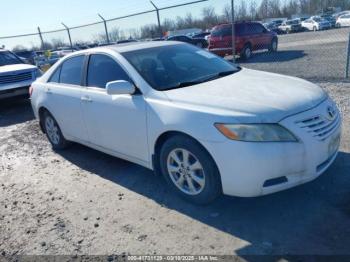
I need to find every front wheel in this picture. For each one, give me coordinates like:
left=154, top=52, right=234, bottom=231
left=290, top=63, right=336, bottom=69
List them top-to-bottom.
left=313, top=26, right=317, bottom=32
left=43, top=111, right=70, bottom=150
left=159, top=135, right=222, bottom=205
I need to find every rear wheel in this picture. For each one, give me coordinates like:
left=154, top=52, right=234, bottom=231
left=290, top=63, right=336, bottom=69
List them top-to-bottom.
left=268, top=38, right=278, bottom=52
left=241, top=44, right=252, bottom=60
left=42, top=111, right=70, bottom=150
left=159, top=135, right=222, bottom=205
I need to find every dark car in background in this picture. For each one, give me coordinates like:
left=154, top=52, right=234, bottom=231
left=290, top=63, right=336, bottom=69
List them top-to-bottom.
left=320, top=14, right=337, bottom=27
left=208, top=22, right=278, bottom=59
left=263, top=22, right=285, bottom=34
left=166, top=35, right=208, bottom=48
left=14, top=50, right=37, bottom=65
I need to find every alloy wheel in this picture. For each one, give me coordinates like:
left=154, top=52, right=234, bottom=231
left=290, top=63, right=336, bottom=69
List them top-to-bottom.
left=45, top=116, right=60, bottom=145
left=167, top=148, right=205, bottom=195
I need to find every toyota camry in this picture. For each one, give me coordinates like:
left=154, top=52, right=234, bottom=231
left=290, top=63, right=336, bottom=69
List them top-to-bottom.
left=30, top=41, right=342, bottom=204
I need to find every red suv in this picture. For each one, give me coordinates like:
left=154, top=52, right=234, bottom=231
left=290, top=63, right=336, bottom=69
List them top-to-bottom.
left=208, top=22, right=278, bottom=59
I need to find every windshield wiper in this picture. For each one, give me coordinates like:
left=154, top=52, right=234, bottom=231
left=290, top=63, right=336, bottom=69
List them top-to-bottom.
left=163, top=69, right=238, bottom=91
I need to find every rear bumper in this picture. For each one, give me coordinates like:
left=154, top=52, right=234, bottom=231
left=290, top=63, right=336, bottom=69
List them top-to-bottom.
left=209, top=47, right=243, bottom=57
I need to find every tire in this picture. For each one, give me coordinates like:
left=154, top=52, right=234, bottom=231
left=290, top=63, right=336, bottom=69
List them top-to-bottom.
left=336, top=23, right=341, bottom=28
left=313, top=26, right=317, bottom=32
left=268, top=38, right=278, bottom=53
left=240, top=44, right=252, bottom=60
left=42, top=111, right=70, bottom=150
left=159, top=135, right=222, bottom=205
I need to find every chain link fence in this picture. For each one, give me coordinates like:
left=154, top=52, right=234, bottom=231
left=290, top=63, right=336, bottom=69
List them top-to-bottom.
left=1, top=0, right=350, bottom=81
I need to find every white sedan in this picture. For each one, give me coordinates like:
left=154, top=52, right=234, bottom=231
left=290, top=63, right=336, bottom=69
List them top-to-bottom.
left=336, top=14, right=350, bottom=27
left=301, top=17, right=331, bottom=31
left=30, top=42, right=341, bottom=204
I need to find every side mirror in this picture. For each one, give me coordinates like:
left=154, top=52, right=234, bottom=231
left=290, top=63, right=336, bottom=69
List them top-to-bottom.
left=106, top=80, right=136, bottom=95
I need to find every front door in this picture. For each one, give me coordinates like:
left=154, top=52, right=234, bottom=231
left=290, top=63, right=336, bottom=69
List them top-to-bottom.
left=81, top=53, right=149, bottom=163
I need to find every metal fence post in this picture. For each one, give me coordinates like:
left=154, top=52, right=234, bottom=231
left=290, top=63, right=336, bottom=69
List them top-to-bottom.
left=231, top=0, right=235, bottom=63
left=150, top=1, right=162, bottom=38
left=98, top=14, right=110, bottom=44
left=62, top=23, right=73, bottom=51
left=37, top=27, right=45, bottom=50
left=346, top=32, right=350, bottom=78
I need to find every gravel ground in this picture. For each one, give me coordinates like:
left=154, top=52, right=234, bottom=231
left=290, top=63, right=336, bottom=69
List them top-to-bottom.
left=240, top=27, right=350, bottom=80
left=0, top=81, right=349, bottom=258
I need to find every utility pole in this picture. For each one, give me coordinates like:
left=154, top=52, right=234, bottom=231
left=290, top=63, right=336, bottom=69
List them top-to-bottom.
left=231, top=0, right=235, bottom=63
left=150, top=1, right=163, bottom=38
left=98, top=14, right=110, bottom=44
left=61, top=23, right=73, bottom=51
left=37, top=27, right=45, bottom=50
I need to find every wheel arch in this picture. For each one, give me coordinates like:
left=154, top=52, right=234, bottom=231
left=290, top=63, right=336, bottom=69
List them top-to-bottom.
left=38, top=106, right=51, bottom=133
left=152, top=131, right=221, bottom=183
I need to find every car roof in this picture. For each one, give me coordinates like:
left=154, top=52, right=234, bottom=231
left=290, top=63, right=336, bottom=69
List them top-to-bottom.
left=71, top=41, right=182, bottom=55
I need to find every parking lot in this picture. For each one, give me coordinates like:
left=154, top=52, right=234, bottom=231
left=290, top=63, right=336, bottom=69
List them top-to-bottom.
left=1, top=26, right=350, bottom=258
left=241, top=27, right=350, bottom=80
left=1, top=89, right=350, bottom=256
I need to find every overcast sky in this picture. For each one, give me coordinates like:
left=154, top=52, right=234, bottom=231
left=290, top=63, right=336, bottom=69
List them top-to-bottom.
left=1, top=0, right=260, bottom=49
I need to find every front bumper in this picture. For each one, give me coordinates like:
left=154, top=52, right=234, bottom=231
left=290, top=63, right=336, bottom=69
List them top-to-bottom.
left=0, top=86, right=30, bottom=99
left=202, top=99, right=342, bottom=197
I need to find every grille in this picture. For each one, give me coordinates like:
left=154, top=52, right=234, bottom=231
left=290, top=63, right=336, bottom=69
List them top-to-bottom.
left=0, top=72, right=33, bottom=85
left=296, top=110, right=340, bottom=141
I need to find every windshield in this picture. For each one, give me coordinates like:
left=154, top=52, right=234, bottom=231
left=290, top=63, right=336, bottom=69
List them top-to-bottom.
left=313, top=17, right=321, bottom=22
left=121, top=44, right=239, bottom=91
left=0, top=51, right=23, bottom=66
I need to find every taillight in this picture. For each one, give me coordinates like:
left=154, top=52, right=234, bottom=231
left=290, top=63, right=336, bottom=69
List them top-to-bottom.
left=29, top=85, right=34, bottom=97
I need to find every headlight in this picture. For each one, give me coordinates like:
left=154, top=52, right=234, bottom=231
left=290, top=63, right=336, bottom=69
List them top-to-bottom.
left=215, top=123, right=298, bottom=142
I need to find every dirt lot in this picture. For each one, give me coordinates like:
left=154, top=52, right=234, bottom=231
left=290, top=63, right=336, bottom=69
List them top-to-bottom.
left=0, top=81, right=349, bottom=258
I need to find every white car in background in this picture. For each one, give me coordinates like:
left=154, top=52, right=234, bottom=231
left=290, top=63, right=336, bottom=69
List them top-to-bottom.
left=336, top=14, right=350, bottom=27
left=301, top=16, right=331, bottom=31
left=30, top=42, right=341, bottom=204
left=0, top=49, right=41, bottom=100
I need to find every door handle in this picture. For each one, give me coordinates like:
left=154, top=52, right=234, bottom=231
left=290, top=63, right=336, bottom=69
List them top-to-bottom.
left=81, top=96, right=93, bottom=102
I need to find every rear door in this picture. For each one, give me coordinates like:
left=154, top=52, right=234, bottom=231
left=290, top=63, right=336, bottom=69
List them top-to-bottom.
left=245, top=23, right=260, bottom=50
left=44, top=55, right=89, bottom=141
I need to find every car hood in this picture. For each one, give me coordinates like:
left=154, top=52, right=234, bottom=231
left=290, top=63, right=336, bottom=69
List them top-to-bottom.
left=0, top=64, right=37, bottom=75
left=163, top=68, right=326, bottom=123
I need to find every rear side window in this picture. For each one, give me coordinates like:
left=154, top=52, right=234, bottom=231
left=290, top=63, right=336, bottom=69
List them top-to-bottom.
left=247, top=23, right=265, bottom=34
left=211, top=24, right=246, bottom=37
left=211, top=25, right=232, bottom=37
left=87, top=54, right=130, bottom=89
left=59, top=55, right=85, bottom=85
left=49, top=67, right=61, bottom=83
